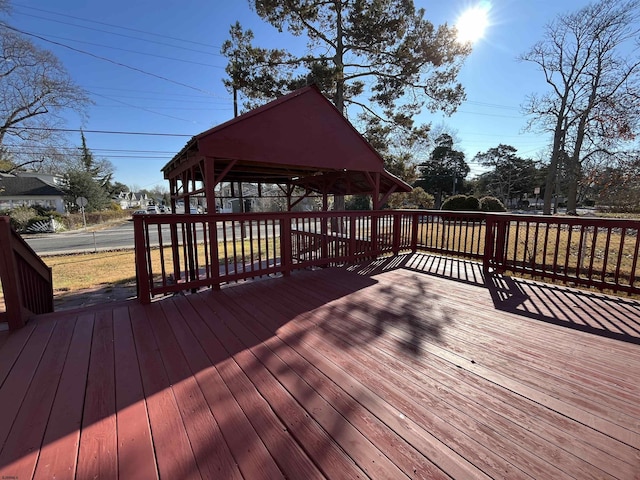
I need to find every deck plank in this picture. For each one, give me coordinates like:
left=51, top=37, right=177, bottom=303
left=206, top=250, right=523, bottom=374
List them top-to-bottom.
left=1, top=254, right=639, bottom=479
left=263, top=269, right=637, bottom=478
left=247, top=275, right=539, bottom=479
left=220, top=285, right=458, bottom=480
left=215, top=289, right=416, bottom=480
left=190, top=292, right=370, bottom=480
left=170, top=294, right=326, bottom=480
left=149, top=301, right=255, bottom=479
left=128, top=302, right=199, bottom=480
left=112, top=305, right=158, bottom=480
left=76, top=310, right=118, bottom=480
left=33, top=314, right=94, bottom=480
left=0, top=317, right=76, bottom=479
left=0, top=320, right=55, bottom=453
left=0, top=321, right=36, bottom=387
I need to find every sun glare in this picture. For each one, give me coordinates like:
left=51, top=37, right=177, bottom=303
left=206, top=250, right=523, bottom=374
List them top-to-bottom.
left=456, top=3, right=491, bottom=44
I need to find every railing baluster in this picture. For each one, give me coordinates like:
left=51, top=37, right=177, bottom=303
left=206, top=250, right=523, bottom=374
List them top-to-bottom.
left=132, top=210, right=640, bottom=300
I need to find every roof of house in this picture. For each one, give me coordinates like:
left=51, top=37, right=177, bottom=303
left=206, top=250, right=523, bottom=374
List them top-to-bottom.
left=162, top=85, right=411, bottom=196
left=0, top=175, right=65, bottom=197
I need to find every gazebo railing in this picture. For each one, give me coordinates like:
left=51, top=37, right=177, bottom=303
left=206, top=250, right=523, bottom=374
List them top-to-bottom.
left=134, top=210, right=640, bottom=303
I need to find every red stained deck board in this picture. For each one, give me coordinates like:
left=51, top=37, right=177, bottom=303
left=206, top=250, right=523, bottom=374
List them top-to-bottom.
left=1, top=254, right=640, bottom=479
left=335, top=266, right=639, bottom=390
left=348, top=269, right=640, bottom=438
left=338, top=271, right=640, bottom=427
left=255, top=272, right=629, bottom=478
left=242, top=279, right=532, bottom=479
left=239, top=282, right=492, bottom=480
left=284, top=285, right=638, bottom=478
left=219, top=287, right=454, bottom=480
left=210, top=289, right=414, bottom=480
left=190, top=293, right=370, bottom=480
left=166, top=294, right=325, bottom=480
left=170, top=294, right=325, bottom=480
left=149, top=301, right=251, bottom=480
left=128, top=303, right=198, bottom=480
left=112, top=306, right=158, bottom=480
left=76, top=310, right=117, bottom=480
left=33, top=314, right=94, bottom=480
left=0, top=317, right=76, bottom=479
left=0, top=320, right=55, bottom=453
left=0, top=321, right=36, bottom=387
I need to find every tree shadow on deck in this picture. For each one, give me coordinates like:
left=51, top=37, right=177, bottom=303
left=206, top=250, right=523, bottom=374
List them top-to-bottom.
left=345, top=253, right=640, bottom=346
left=0, top=268, right=401, bottom=479
left=316, top=269, right=452, bottom=357
left=486, top=274, right=640, bottom=345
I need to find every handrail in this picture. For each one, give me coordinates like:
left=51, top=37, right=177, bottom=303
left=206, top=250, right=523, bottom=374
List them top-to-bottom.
left=133, top=210, right=640, bottom=302
left=0, top=216, right=54, bottom=329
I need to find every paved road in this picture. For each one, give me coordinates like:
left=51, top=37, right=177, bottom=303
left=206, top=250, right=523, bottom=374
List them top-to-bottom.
left=24, top=219, right=281, bottom=256
left=25, top=221, right=141, bottom=255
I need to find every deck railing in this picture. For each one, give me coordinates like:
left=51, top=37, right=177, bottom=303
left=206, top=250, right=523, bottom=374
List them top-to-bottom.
left=134, top=210, right=640, bottom=302
left=0, top=216, right=54, bottom=330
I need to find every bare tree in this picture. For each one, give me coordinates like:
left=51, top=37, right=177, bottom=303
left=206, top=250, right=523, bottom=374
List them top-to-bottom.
left=521, top=0, right=640, bottom=215
left=0, top=12, right=90, bottom=172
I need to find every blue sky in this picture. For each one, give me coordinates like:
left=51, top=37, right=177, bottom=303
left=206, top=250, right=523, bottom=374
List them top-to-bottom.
left=5, top=0, right=604, bottom=190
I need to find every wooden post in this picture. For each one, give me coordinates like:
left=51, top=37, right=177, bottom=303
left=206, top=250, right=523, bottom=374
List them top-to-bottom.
left=204, top=157, right=220, bottom=290
left=370, top=211, right=379, bottom=260
left=392, top=212, right=401, bottom=255
left=411, top=212, right=420, bottom=253
left=482, top=214, right=494, bottom=274
left=134, top=215, right=151, bottom=304
left=349, top=215, right=357, bottom=261
left=280, top=216, right=292, bottom=277
left=0, top=217, right=27, bottom=329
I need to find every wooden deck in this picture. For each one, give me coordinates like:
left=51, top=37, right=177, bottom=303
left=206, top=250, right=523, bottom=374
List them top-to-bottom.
left=1, top=253, right=639, bottom=479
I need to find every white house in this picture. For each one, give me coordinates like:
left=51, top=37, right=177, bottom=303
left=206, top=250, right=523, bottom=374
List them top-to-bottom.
left=0, top=173, right=66, bottom=213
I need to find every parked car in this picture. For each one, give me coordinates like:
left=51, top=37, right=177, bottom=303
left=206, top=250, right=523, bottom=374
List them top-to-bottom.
left=146, top=205, right=158, bottom=214
left=132, top=209, right=147, bottom=216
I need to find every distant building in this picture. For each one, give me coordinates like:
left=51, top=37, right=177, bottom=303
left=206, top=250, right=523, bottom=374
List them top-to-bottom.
left=0, top=172, right=66, bottom=213
left=114, top=191, right=151, bottom=209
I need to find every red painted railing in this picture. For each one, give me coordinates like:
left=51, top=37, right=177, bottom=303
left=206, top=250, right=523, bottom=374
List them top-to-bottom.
left=134, top=210, right=640, bottom=302
left=484, top=213, right=640, bottom=294
left=0, top=216, right=54, bottom=330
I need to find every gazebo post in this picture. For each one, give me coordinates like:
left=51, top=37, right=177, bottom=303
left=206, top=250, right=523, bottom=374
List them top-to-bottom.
left=204, top=156, right=220, bottom=290
left=168, top=177, right=181, bottom=282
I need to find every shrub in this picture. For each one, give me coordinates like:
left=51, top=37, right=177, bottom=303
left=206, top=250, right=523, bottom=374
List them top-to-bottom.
left=345, top=195, right=371, bottom=210
left=441, top=195, right=480, bottom=211
left=479, top=196, right=507, bottom=212
left=7, top=205, right=37, bottom=231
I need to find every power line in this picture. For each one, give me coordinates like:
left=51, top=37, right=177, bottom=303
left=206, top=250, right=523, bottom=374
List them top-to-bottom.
left=12, top=3, right=222, bottom=50
left=11, top=8, right=223, bottom=58
left=1, top=24, right=218, bottom=96
left=40, top=32, right=225, bottom=69
left=82, top=85, right=231, bottom=101
left=90, top=92, right=199, bottom=123
left=465, top=100, right=521, bottom=111
left=4, top=126, right=193, bottom=137
left=8, top=145, right=177, bottom=154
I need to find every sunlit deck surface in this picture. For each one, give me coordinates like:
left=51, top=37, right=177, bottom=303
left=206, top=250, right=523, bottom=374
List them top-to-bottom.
left=1, top=253, right=639, bottom=479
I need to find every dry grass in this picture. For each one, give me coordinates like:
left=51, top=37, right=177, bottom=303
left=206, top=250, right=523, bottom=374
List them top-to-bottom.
left=42, top=237, right=280, bottom=294
left=45, top=250, right=138, bottom=293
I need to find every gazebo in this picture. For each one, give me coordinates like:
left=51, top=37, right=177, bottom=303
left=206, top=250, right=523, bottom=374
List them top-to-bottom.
left=161, top=85, right=411, bottom=213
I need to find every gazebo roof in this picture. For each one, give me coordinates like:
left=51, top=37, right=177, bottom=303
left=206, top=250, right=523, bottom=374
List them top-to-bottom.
left=162, top=85, right=410, bottom=196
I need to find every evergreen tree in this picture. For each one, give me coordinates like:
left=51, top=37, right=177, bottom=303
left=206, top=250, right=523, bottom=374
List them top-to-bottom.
left=222, top=1, right=471, bottom=205
left=415, top=134, right=469, bottom=208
